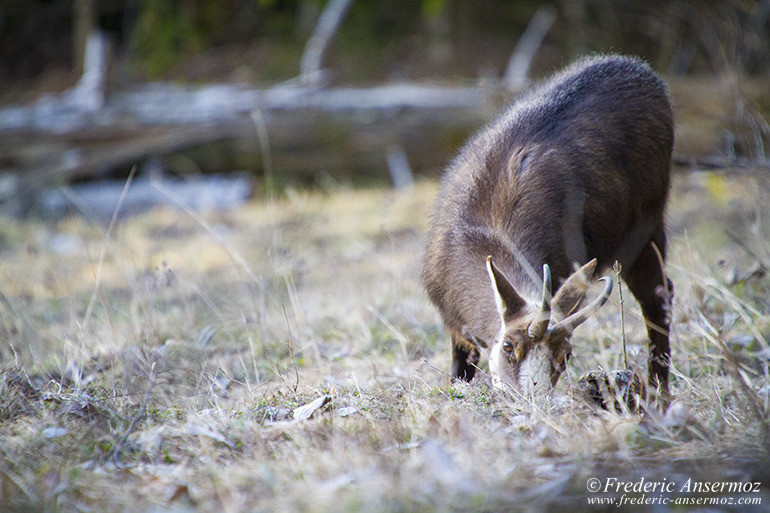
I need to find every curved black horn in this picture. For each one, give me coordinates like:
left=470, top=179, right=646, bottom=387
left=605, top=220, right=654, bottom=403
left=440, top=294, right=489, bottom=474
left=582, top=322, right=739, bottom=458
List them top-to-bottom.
left=549, top=275, right=613, bottom=338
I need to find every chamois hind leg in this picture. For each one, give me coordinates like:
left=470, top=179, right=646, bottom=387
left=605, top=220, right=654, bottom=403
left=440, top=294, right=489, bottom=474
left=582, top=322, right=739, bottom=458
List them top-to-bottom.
left=624, top=229, right=673, bottom=408
left=450, top=330, right=480, bottom=382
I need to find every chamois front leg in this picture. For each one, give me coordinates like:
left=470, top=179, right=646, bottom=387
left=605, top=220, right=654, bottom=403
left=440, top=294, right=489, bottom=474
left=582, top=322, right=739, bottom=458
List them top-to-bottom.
left=450, top=330, right=480, bottom=382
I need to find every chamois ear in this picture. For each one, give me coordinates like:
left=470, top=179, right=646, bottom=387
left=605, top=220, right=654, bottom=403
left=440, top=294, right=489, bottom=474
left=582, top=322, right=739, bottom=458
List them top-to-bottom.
left=486, top=256, right=526, bottom=323
left=552, top=259, right=598, bottom=319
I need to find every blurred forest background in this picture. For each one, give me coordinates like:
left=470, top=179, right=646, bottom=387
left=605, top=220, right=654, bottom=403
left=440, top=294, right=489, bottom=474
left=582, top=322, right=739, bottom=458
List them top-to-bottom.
left=0, top=0, right=769, bottom=213
left=3, top=0, right=769, bottom=91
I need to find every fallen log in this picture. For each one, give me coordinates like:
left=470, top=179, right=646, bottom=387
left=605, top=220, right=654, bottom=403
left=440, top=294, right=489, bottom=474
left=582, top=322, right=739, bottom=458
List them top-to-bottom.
left=0, top=80, right=491, bottom=173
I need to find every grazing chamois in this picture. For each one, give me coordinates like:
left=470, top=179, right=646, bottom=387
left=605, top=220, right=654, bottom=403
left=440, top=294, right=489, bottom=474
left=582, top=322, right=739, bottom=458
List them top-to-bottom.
left=422, top=55, right=673, bottom=404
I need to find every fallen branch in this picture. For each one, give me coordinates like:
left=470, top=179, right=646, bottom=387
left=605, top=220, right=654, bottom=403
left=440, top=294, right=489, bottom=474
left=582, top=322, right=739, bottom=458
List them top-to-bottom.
left=299, top=0, right=354, bottom=86
left=503, top=6, right=556, bottom=91
left=0, top=82, right=486, bottom=133
left=386, top=145, right=414, bottom=191
left=672, top=151, right=770, bottom=169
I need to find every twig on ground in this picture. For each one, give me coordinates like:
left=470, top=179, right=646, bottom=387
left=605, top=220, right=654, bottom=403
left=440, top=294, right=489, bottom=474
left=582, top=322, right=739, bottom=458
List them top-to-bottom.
left=613, top=261, right=628, bottom=369
left=282, top=304, right=300, bottom=394
left=108, top=362, right=158, bottom=467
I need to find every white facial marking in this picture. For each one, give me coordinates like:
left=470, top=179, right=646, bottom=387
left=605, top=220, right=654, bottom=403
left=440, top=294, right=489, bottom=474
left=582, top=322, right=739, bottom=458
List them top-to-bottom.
left=489, top=341, right=504, bottom=381
left=516, top=344, right=554, bottom=396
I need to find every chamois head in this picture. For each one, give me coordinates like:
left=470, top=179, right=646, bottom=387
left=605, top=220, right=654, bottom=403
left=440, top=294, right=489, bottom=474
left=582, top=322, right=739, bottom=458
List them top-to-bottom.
left=484, top=257, right=613, bottom=395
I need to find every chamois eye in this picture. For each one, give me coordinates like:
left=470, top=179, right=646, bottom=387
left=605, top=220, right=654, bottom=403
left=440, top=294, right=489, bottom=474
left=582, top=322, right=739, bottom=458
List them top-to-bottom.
left=502, top=340, right=514, bottom=353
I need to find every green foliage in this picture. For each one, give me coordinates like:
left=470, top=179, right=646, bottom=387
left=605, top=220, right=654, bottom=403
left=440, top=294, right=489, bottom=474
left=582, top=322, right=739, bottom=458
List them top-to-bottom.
left=126, top=0, right=302, bottom=78
left=130, top=0, right=208, bottom=76
left=421, top=0, right=448, bottom=19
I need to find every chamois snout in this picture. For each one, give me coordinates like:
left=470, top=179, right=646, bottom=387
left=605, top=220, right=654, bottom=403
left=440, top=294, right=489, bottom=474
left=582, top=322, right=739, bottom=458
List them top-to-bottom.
left=485, top=257, right=612, bottom=395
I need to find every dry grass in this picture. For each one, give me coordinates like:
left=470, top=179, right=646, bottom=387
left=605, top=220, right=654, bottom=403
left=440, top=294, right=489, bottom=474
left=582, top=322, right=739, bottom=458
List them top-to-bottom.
left=0, top=171, right=769, bottom=512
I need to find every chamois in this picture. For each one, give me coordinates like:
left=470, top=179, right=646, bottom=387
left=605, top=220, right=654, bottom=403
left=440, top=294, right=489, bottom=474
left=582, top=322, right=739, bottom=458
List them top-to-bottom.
left=422, top=55, right=673, bottom=403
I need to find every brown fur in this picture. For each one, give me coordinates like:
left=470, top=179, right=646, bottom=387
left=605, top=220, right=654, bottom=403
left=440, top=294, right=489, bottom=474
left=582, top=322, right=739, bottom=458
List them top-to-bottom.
left=422, top=55, right=674, bottom=400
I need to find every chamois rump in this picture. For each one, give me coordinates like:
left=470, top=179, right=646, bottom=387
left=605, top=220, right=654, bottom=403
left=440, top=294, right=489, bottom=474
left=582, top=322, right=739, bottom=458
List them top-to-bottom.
left=422, top=55, right=674, bottom=404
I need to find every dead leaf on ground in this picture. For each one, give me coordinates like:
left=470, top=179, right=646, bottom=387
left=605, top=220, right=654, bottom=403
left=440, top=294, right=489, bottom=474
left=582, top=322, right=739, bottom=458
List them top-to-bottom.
left=293, top=395, right=331, bottom=421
